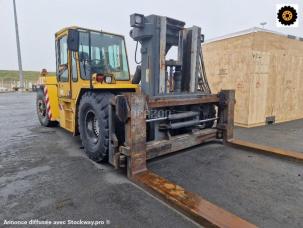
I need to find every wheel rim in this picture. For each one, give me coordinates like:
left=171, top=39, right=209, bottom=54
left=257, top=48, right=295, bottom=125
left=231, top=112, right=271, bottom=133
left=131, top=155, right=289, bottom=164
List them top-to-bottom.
left=37, top=99, right=47, bottom=118
left=85, top=110, right=100, bottom=144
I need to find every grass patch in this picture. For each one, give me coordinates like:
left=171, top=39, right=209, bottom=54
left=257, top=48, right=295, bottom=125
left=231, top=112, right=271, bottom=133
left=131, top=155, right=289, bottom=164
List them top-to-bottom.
left=0, top=70, right=55, bottom=82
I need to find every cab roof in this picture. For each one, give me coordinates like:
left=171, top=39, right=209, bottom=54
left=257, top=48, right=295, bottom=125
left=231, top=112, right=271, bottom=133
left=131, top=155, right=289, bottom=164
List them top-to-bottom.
left=55, top=26, right=125, bottom=39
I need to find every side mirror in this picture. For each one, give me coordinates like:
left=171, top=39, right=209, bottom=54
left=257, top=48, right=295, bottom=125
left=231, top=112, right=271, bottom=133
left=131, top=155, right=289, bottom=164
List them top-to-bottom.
left=67, top=29, right=79, bottom=51
left=201, top=34, right=205, bottom=43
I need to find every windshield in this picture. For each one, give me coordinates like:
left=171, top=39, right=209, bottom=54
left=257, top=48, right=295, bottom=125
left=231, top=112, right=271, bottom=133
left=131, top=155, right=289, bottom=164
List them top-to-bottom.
left=78, top=31, right=130, bottom=80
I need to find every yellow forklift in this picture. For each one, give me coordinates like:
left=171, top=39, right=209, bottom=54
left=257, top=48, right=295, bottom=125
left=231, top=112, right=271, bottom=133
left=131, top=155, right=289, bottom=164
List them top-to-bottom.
left=36, top=13, right=303, bottom=228
left=36, top=14, right=218, bottom=164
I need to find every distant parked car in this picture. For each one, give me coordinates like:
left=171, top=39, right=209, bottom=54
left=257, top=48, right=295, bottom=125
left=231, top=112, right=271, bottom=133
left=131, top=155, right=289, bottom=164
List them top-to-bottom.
left=0, top=87, right=8, bottom=92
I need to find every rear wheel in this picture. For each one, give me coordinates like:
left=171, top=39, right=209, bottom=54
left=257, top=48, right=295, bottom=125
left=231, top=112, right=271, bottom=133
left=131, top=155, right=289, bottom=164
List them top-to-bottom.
left=36, top=89, right=57, bottom=127
left=78, top=92, right=114, bottom=162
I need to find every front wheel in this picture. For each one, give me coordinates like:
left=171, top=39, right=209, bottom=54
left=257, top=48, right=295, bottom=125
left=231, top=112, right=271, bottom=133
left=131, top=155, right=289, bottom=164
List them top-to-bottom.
left=78, top=92, right=114, bottom=162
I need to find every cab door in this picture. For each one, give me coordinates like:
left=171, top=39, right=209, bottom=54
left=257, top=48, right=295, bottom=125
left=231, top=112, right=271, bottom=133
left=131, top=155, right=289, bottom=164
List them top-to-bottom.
left=56, top=34, right=74, bottom=131
left=56, top=35, right=71, bottom=99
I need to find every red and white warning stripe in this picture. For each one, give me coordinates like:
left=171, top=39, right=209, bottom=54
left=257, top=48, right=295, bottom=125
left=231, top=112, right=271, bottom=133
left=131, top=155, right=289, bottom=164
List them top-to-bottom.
left=44, top=86, right=52, bottom=120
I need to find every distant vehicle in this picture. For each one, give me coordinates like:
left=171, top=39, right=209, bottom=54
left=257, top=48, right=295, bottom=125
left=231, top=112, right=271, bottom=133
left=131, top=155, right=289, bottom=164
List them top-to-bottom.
left=0, top=87, right=8, bottom=92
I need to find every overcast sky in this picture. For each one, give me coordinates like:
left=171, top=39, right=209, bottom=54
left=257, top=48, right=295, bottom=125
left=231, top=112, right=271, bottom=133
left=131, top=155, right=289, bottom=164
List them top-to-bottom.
left=0, top=0, right=302, bottom=72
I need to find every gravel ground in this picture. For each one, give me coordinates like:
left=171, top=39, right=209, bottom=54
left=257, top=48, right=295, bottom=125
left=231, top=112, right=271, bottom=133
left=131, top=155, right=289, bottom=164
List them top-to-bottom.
left=1, top=92, right=302, bottom=228
left=0, top=93, right=197, bottom=228
left=149, top=121, right=303, bottom=227
left=235, top=121, right=303, bottom=152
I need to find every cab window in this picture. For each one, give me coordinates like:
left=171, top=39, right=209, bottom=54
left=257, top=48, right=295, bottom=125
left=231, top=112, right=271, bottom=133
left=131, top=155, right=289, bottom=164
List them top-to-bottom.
left=78, top=31, right=130, bottom=80
left=79, top=32, right=90, bottom=79
left=57, top=36, right=68, bottom=82
left=71, top=52, right=78, bottom=82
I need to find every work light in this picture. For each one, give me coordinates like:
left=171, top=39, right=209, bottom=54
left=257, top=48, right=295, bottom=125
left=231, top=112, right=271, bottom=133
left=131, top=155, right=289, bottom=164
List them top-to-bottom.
left=130, top=13, right=145, bottom=28
left=105, top=76, right=112, bottom=84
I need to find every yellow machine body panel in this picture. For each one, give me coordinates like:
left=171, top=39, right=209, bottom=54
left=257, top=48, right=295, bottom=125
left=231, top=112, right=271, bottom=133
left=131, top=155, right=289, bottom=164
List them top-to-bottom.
left=39, top=26, right=139, bottom=134
left=40, top=73, right=139, bottom=134
left=39, top=75, right=60, bottom=122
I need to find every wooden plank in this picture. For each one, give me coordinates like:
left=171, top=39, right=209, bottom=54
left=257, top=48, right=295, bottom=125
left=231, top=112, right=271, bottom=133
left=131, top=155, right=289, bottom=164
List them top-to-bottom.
left=203, top=31, right=303, bottom=127
left=252, top=32, right=303, bottom=125
left=203, top=33, right=254, bottom=127
left=133, top=170, right=256, bottom=228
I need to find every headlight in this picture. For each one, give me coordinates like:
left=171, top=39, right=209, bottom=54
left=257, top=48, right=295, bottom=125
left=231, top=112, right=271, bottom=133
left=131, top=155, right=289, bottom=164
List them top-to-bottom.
left=130, top=13, right=145, bottom=28
left=135, top=15, right=143, bottom=24
left=105, top=76, right=112, bottom=84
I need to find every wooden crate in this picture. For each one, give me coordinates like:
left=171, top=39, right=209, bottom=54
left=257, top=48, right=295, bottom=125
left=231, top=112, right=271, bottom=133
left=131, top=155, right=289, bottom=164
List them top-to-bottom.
left=203, top=29, right=303, bottom=127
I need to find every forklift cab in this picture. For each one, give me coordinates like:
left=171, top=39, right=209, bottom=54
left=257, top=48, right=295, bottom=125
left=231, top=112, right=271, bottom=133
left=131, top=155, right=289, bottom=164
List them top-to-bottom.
left=55, top=27, right=133, bottom=101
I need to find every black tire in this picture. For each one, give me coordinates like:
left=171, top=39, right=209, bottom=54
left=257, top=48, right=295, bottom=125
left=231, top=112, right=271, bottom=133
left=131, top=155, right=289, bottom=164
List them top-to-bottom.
left=36, top=89, right=57, bottom=127
left=78, top=92, right=114, bottom=162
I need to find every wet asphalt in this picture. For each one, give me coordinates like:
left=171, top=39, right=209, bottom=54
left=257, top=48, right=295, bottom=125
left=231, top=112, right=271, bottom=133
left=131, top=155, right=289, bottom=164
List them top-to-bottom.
left=0, top=92, right=302, bottom=228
